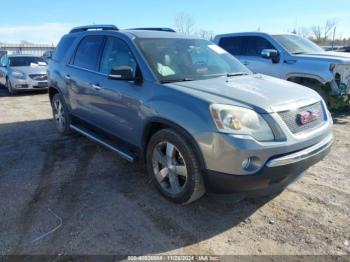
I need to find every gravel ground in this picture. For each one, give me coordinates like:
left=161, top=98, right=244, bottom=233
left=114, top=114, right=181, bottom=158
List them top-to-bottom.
left=0, top=87, right=349, bottom=256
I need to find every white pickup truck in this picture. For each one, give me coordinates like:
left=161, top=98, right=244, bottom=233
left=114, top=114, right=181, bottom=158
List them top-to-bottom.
left=214, top=32, right=350, bottom=110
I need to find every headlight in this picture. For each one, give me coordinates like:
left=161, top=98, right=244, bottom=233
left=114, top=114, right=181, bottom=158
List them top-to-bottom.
left=11, top=70, right=26, bottom=79
left=210, top=104, right=274, bottom=141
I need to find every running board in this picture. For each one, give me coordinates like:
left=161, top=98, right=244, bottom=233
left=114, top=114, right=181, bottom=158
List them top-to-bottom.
left=70, top=124, right=135, bottom=162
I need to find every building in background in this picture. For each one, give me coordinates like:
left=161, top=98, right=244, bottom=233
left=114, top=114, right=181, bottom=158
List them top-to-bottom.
left=0, top=43, right=55, bottom=56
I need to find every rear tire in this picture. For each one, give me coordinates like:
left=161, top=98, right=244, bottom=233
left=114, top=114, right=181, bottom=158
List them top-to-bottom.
left=51, top=93, right=71, bottom=135
left=146, top=129, right=206, bottom=204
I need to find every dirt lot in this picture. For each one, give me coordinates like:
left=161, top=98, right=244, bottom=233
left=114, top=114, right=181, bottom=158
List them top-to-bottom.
left=0, top=86, right=349, bottom=256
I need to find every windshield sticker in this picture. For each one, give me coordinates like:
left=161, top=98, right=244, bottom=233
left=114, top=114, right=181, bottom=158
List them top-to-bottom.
left=208, top=45, right=227, bottom=55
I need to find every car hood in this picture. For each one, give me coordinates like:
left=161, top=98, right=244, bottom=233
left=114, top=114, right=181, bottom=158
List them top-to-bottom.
left=295, top=51, right=350, bottom=64
left=10, top=66, right=47, bottom=75
left=169, top=74, right=321, bottom=113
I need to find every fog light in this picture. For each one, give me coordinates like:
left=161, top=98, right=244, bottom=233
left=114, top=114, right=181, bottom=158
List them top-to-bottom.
left=242, top=157, right=262, bottom=172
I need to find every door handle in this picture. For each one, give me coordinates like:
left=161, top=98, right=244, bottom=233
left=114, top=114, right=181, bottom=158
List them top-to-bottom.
left=242, top=61, right=249, bottom=66
left=64, top=75, right=71, bottom=80
left=91, top=84, right=102, bottom=90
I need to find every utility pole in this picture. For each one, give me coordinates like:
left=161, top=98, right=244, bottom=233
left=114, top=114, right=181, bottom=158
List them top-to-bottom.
left=332, top=27, right=337, bottom=49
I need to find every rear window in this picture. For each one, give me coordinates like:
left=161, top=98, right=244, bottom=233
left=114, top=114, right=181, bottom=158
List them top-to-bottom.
left=52, top=36, right=76, bottom=62
left=72, top=36, right=105, bottom=71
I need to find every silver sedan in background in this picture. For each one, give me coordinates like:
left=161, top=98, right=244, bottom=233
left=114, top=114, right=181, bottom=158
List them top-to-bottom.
left=0, top=54, right=48, bottom=95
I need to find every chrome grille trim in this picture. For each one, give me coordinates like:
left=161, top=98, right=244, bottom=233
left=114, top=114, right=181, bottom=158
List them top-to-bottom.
left=29, top=74, right=48, bottom=81
left=278, top=101, right=325, bottom=134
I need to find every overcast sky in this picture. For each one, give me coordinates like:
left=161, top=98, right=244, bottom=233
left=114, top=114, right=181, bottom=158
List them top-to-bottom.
left=0, top=0, right=349, bottom=44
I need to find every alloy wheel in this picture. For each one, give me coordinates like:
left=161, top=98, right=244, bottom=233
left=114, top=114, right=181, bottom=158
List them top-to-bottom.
left=53, top=98, right=65, bottom=131
left=152, top=141, right=188, bottom=195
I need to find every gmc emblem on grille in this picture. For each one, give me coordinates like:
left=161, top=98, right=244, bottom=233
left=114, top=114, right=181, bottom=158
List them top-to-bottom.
left=297, top=110, right=320, bottom=125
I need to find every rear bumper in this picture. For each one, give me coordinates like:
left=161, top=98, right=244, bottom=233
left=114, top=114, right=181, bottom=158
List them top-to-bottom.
left=203, top=134, right=333, bottom=195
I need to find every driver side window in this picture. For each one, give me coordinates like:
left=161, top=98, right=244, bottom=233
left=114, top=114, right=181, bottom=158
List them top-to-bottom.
left=99, top=37, right=137, bottom=76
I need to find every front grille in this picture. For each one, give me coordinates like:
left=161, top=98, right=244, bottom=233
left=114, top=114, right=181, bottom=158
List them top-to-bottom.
left=29, top=74, right=47, bottom=81
left=278, top=102, right=325, bottom=134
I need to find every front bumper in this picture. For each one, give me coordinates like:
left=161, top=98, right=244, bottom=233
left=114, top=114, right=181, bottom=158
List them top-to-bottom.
left=10, top=77, right=48, bottom=91
left=203, top=133, right=333, bottom=195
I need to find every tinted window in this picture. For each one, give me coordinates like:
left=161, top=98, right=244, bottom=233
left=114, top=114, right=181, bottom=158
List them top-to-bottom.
left=52, top=36, right=76, bottom=62
left=73, top=36, right=104, bottom=71
left=219, top=36, right=275, bottom=57
left=245, top=36, right=274, bottom=56
left=99, top=37, right=137, bottom=75
left=219, top=37, right=246, bottom=56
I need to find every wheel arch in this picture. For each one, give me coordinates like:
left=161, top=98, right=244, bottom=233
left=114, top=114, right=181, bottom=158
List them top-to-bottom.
left=286, top=74, right=327, bottom=86
left=48, top=86, right=60, bottom=103
left=141, top=117, right=207, bottom=170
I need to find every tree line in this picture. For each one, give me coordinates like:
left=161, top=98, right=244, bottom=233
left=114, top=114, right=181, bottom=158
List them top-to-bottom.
left=174, top=12, right=350, bottom=47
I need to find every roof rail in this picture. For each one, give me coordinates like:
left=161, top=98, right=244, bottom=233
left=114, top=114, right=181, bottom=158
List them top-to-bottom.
left=70, top=25, right=119, bottom=34
left=128, top=28, right=176, bottom=33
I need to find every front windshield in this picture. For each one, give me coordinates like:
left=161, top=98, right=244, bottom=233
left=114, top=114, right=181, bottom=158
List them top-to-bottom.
left=272, top=34, right=324, bottom=54
left=135, top=38, right=251, bottom=82
left=8, top=56, right=47, bottom=67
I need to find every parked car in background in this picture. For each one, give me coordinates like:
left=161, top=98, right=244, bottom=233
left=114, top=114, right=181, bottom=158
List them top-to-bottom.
left=48, top=25, right=333, bottom=204
left=214, top=32, right=350, bottom=110
left=322, top=46, right=344, bottom=52
left=341, top=46, right=350, bottom=53
left=42, top=50, right=55, bottom=63
left=0, top=54, right=48, bottom=95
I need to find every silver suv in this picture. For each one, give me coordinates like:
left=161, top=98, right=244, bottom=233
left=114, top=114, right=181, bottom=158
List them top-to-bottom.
left=48, top=25, right=333, bottom=204
left=214, top=32, right=350, bottom=110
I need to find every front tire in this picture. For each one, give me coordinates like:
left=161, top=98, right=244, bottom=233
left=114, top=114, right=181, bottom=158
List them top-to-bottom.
left=6, top=78, right=16, bottom=95
left=51, top=93, right=71, bottom=135
left=146, top=129, right=206, bottom=204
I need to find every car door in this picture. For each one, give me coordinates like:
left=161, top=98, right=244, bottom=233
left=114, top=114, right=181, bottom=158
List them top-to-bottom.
left=66, top=35, right=106, bottom=124
left=89, top=36, right=147, bottom=144
left=219, top=36, right=280, bottom=78
left=241, top=36, right=280, bottom=77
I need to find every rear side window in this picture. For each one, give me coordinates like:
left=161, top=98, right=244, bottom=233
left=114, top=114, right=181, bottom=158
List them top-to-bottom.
left=52, top=36, right=76, bottom=62
left=72, top=36, right=105, bottom=71
left=219, top=37, right=246, bottom=56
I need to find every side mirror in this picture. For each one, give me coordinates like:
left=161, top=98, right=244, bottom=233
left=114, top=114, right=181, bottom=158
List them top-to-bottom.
left=261, top=49, right=280, bottom=63
left=108, top=66, right=135, bottom=81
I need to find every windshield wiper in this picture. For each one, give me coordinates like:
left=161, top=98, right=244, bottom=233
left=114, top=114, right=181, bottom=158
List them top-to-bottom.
left=226, top=72, right=250, bottom=77
left=160, top=78, right=194, bottom=84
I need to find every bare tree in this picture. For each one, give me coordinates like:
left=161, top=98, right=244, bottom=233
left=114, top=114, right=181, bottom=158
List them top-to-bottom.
left=174, top=12, right=195, bottom=35
left=310, top=19, right=338, bottom=44
left=324, top=19, right=338, bottom=41
left=311, top=25, right=322, bottom=42
left=297, top=27, right=312, bottom=38
left=197, top=29, right=215, bottom=40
